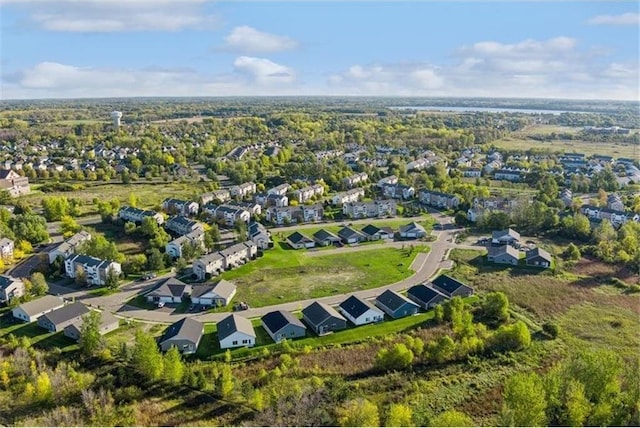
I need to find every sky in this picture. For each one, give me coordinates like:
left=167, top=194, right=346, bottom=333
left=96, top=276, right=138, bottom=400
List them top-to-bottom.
left=1, top=1, right=639, bottom=100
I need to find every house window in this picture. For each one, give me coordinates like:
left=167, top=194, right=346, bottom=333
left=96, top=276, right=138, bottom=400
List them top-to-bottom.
left=365, top=317, right=370, bottom=322
left=290, top=331, right=295, bottom=336
left=242, top=339, right=249, bottom=344
left=232, top=340, right=238, bottom=345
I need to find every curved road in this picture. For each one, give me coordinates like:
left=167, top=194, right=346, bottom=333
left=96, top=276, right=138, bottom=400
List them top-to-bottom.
left=48, top=211, right=481, bottom=324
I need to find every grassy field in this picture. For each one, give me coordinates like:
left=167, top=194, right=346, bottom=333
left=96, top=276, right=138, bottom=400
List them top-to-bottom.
left=18, top=181, right=207, bottom=212
left=216, top=242, right=429, bottom=308
left=0, top=312, right=78, bottom=352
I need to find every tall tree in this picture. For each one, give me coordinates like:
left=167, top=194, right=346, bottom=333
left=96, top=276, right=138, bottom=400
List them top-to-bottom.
left=79, top=311, right=105, bottom=357
left=132, top=331, right=164, bottom=381
left=163, top=347, right=185, bottom=384
left=500, top=372, right=548, bottom=427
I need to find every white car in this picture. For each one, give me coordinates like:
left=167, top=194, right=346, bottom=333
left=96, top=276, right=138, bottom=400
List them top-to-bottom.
left=157, top=302, right=165, bottom=308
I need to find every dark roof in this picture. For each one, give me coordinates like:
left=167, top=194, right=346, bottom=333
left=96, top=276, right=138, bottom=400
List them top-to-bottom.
left=399, top=222, right=426, bottom=234
left=360, top=224, right=382, bottom=236
left=338, top=227, right=364, bottom=240
left=313, top=229, right=340, bottom=241
left=287, top=231, right=313, bottom=244
left=526, top=247, right=552, bottom=262
left=430, top=274, right=470, bottom=295
left=0, top=275, right=18, bottom=290
left=147, top=277, right=190, bottom=298
left=407, top=284, right=446, bottom=303
left=375, top=289, right=418, bottom=311
left=339, top=295, right=378, bottom=318
left=302, top=301, right=345, bottom=326
left=40, top=302, right=90, bottom=326
left=261, top=310, right=305, bottom=334
left=217, top=314, right=255, bottom=340
left=160, top=317, right=203, bottom=344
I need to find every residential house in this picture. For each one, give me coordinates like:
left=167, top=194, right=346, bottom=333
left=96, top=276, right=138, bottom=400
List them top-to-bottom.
left=407, top=158, right=430, bottom=171
left=462, top=168, right=482, bottom=178
left=494, top=169, right=524, bottom=182
left=0, top=170, right=30, bottom=197
left=343, top=172, right=368, bottom=188
left=377, top=175, right=398, bottom=188
left=230, top=182, right=257, bottom=198
left=267, top=183, right=290, bottom=196
left=383, top=183, right=415, bottom=200
left=293, top=184, right=324, bottom=203
left=332, top=188, right=365, bottom=206
left=559, top=188, right=573, bottom=208
left=201, top=189, right=231, bottom=205
left=419, top=190, right=460, bottom=209
left=256, top=193, right=289, bottom=208
left=607, top=194, right=624, bottom=212
left=162, top=198, right=199, bottom=217
left=342, top=200, right=397, bottom=219
left=204, top=204, right=251, bottom=227
left=265, top=204, right=324, bottom=225
left=118, top=206, right=164, bottom=225
left=165, top=216, right=204, bottom=236
left=248, top=221, right=272, bottom=250
left=399, top=222, right=427, bottom=239
left=360, top=224, right=392, bottom=241
left=338, top=227, right=367, bottom=244
left=165, top=228, right=205, bottom=258
left=491, top=228, right=521, bottom=245
left=311, top=229, right=340, bottom=247
left=47, top=230, right=92, bottom=264
left=287, top=232, right=316, bottom=249
left=0, top=237, right=14, bottom=260
left=193, top=241, right=257, bottom=280
left=487, top=245, right=521, bottom=265
left=525, top=247, right=553, bottom=268
left=192, top=253, right=225, bottom=280
left=64, top=255, right=122, bottom=286
left=430, top=274, right=474, bottom=298
left=0, top=275, right=25, bottom=303
left=145, top=277, right=192, bottom=304
left=191, top=279, right=237, bottom=307
left=407, top=284, right=448, bottom=309
left=375, top=289, right=420, bottom=319
left=12, top=295, right=65, bottom=323
left=338, top=295, right=384, bottom=326
left=302, top=301, right=347, bottom=335
left=37, top=302, right=90, bottom=332
left=63, top=310, right=119, bottom=341
left=261, top=310, right=307, bottom=343
left=217, top=314, right=256, bottom=349
left=159, top=317, right=204, bottom=354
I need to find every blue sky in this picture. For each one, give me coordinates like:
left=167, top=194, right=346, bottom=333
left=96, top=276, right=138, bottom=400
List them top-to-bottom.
left=1, top=1, right=638, bottom=100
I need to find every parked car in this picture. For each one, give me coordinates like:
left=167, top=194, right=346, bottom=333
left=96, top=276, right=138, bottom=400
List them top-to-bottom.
left=142, top=272, right=157, bottom=280
left=157, top=301, right=165, bottom=308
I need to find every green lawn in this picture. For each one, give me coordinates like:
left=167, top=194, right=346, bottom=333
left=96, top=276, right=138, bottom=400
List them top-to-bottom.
left=216, top=243, right=429, bottom=308
left=0, top=313, right=78, bottom=352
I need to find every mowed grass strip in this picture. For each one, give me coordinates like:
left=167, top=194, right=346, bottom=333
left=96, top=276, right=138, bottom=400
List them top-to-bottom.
left=219, top=243, right=429, bottom=308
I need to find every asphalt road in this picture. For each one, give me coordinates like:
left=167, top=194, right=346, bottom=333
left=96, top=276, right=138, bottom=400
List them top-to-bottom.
left=46, top=209, right=468, bottom=324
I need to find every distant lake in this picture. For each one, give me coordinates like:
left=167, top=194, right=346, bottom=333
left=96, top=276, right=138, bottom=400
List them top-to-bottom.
left=389, top=106, right=589, bottom=115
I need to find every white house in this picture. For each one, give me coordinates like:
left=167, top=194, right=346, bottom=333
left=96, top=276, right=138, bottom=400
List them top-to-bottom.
left=48, top=231, right=92, bottom=264
left=0, top=238, right=14, bottom=260
left=0, top=275, right=25, bottom=303
left=190, top=279, right=237, bottom=307
left=12, top=295, right=65, bottom=323
left=338, top=295, right=384, bottom=326
left=217, top=314, right=256, bottom=349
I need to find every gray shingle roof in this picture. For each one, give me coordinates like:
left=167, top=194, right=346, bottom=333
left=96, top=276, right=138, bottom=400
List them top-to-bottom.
left=287, top=231, right=313, bottom=245
left=431, top=274, right=471, bottom=295
left=147, top=277, right=190, bottom=298
left=191, top=279, right=236, bottom=300
left=407, top=284, right=446, bottom=303
left=375, top=289, right=418, bottom=311
left=16, top=295, right=64, bottom=317
left=339, top=295, right=378, bottom=319
left=302, top=301, right=345, bottom=326
left=39, top=302, right=90, bottom=326
left=261, top=310, right=305, bottom=334
left=217, top=314, right=255, bottom=340
left=160, top=317, right=204, bottom=344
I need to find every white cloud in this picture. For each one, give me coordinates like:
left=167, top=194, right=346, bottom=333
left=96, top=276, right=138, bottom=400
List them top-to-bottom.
left=7, top=0, right=217, bottom=32
left=588, top=12, right=640, bottom=25
left=223, top=26, right=298, bottom=53
left=327, top=37, right=638, bottom=100
left=1, top=59, right=300, bottom=99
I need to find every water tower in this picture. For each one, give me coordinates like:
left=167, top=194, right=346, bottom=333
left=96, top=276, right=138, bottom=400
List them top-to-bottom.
left=110, top=111, right=123, bottom=128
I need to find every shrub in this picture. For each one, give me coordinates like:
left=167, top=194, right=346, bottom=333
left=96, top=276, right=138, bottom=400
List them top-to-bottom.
left=542, top=322, right=560, bottom=339
left=375, top=343, right=414, bottom=371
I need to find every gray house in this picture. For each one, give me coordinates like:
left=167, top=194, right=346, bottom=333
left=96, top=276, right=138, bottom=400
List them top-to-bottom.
left=399, top=222, right=427, bottom=239
left=337, top=227, right=366, bottom=244
left=491, top=228, right=520, bottom=245
left=313, top=229, right=342, bottom=247
left=487, top=245, right=520, bottom=265
left=525, top=247, right=553, bottom=268
left=430, top=274, right=474, bottom=298
left=145, top=277, right=191, bottom=304
left=191, top=279, right=237, bottom=307
left=407, top=284, right=448, bottom=309
left=375, top=289, right=420, bottom=319
left=13, top=295, right=65, bottom=323
left=302, top=301, right=347, bottom=335
left=37, top=302, right=91, bottom=332
left=63, top=310, right=119, bottom=341
left=261, top=310, right=307, bottom=343
left=159, top=317, right=204, bottom=354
